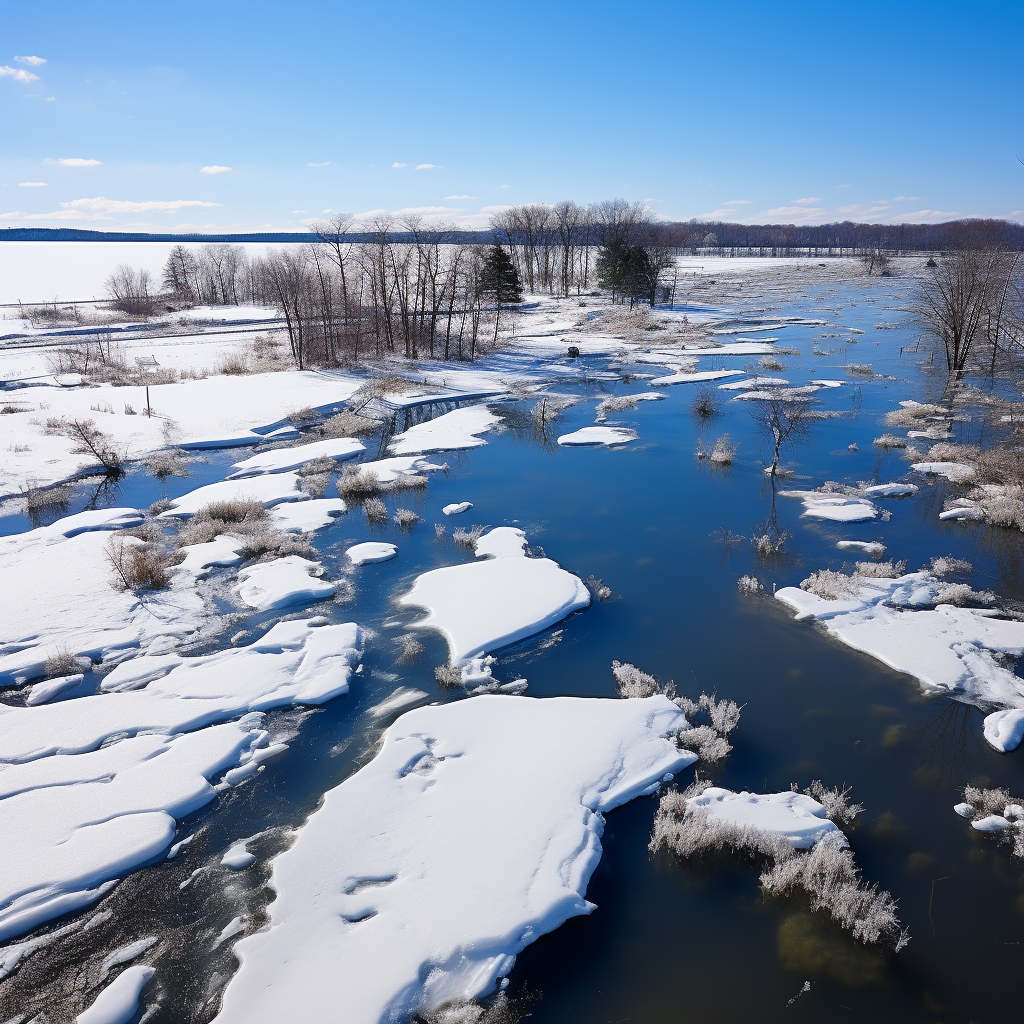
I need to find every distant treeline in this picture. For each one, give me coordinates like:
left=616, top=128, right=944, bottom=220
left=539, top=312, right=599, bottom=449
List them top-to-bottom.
left=3, top=218, right=1021, bottom=252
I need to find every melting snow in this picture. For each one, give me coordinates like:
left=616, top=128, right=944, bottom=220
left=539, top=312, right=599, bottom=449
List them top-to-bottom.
left=389, top=406, right=501, bottom=455
left=557, top=426, right=638, bottom=447
left=227, top=437, right=364, bottom=478
left=159, top=474, right=308, bottom=517
left=442, top=502, right=473, bottom=516
left=346, top=542, right=398, bottom=566
left=234, top=556, right=334, bottom=611
left=76, top=964, right=154, bottom=1024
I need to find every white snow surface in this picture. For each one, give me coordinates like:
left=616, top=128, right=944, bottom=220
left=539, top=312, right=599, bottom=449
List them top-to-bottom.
left=649, top=369, right=744, bottom=387
left=718, top=376, right=789, bottom=390
left=388, top=406, right=501, bottom=455
left=557, top=426, right=638, bottom=447
left=227, top=437, right=365, bottom=478
left=911, top=462, right=976, bottom=483
left=158, top=473, right=307, bottom=517
left=863, top=483, right=919, bottom=497
left=781, top=491, right=879, bottom=523
left=268, top=498, right=346, bottom=533
left=442, top=502, right=473, bottom=516
left=398, top=527, right=590, bottom=664
left=836, top=540, right=887, bottom=556
left=346, top=542, right=398, bottom=566
left=234, top=556, right=334, bottom=612
left=777, top=573, right=1024, bottom=746
left=0, top=619, right=361, bottom=938
left=213, top=694, right=692, bottom=1024
left=983, top=709, right=1024, bottom=753
left=686, top=787, right=845, bottom=849
left=76, top=964, right=155, bottom=1024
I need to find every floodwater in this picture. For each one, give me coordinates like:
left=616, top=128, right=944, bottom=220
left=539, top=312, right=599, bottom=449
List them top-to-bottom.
left=3, top=271, right=1024, bottom=1024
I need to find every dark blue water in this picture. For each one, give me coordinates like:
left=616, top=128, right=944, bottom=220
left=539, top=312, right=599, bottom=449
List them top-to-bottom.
left=3, top=274, right=1024, bottom=1023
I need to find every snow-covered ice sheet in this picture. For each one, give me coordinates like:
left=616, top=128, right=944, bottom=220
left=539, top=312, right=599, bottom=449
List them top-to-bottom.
left=649, top=369, right=744, bottom=387
left=718, top=376, right=789, bottom=391
left=389, top=406, right=501, bottom=455
left=557, top=426, right=638, bottom=447
left=227, top=437, right=365, bottom=478
left=351, top=455, right=446, bottom=484
left=911, top=462, right=975, bottom=483
left=159, top=473, right=307, bottom=517
left=863, top=483, right=918, bottom=498
left=781, top=491, right=879, bottom=523
left=269, top=498, right=346, bottom=533
left=442, top=502, right=473, bottom=516
left=399, top=527, right=590, bottom=664
left=175, top=536, right=246, bottom=579
left=837, top=540, right=887, bottom=556
left=346, top=542, right=398, bottom=566
left=234, top=556, right=334, bottom=611
left=777, top=573, right=1024, bottom=749
left=212, top=694, right=692, bottom=1024
left=686, top=787, right=844, bottom=849
left=76, top=964, right=155, bottom=1024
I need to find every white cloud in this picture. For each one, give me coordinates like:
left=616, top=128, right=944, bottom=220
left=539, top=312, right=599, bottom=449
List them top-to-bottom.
left=14, top=55, right=46, bottom=65
left=0, top=66, right=39, bottom=83
left=45, top=96, right=54, bottom=101
left=47, top=157, right=102, bottom=167
left=308, top=161, right=330, bottom=167
left=392, top=162, right=408, bottom=169
left=415, top=163, right=436, bottom=171
left=200, top=165, right=232, bottom=174
left=18, top=181, right=47, bottom=187
left=837, top=183, right=851, bottom=188
left=497, top=184, right=510, bottom=189
left=444, top=195, right=476, bottom=200
left=893, top=195, right=922, bottom=201
left=64, top=196, right=221, bottom=213
left=791, top=197, right=821, bottom=204
left=723, top=199, right=751, bottom=205
left=836, top=204, right=860, bottom=214
left=1, top=209, right=93, bottom=221
left=292, top=209, right=307, bottom=213
left=887, top=209, right=962, bottom=224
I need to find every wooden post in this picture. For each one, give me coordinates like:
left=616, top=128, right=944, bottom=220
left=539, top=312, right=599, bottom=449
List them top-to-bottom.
left=146, top=385, right=151, bottom=417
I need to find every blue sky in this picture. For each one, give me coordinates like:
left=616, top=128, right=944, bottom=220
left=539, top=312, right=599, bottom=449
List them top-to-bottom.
left=1, top=0, right=1021, bottom=232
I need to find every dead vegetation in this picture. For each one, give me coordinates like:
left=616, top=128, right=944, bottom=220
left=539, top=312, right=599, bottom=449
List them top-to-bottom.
left=45, top=339, right=176, bottom=386
left=690, top=386, right=721, bottom=422
left=532, top=394, right=580, bottom=424
left=319, top=410, right=382, bottom=437
left=50, top=418, right=125, bottom=475
left=873, top=433, right=908, bottom=449
left=695, top=434, right=736, bottom=465
left=146, top=450, right=189, bottom=479
left=21, top=482, right=71, bottom=516
left=363, top=497, right=388, bottom=523
left=177, top=499, right=314, bottom=560
left=393, top=508, right=420, bottom=528
left=453, top=525, right=486, bottom=548
left=106, top=536, right=172, bottom=592
left=737, top=574, right=763, bottom=594
left=43, top=648, right=83, bottom=679
left=651, top=779, right=908, bottom=952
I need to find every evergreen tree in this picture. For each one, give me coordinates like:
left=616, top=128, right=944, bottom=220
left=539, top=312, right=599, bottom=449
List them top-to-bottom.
left=479, top=245, right=523, bottom=341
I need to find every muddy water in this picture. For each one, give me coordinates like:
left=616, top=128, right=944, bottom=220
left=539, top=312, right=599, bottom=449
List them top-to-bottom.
left=2, top=273, right=1023, bottom=1023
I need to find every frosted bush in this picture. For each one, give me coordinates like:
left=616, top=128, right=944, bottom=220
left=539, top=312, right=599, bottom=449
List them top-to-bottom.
left=760, top=356, right=784, bottom=371
left=594, top=394, right=641, bottom=421
left=320, top=410, right=380, bottom=437
left=696, top=434, right=736, bottom=465
left=873, top=434, right=908, bottom=449
left=146, top=450, right=189, bottom=479
left=337, top=467, right=384, bottom=498
left=364, top=497, right=388, bottom=523
left=393, top=508, right=420, bottom=528
left=434, top=523, right=447, bottom=540
left=452, top=525, right=486, bottom=548
left=929, top=556, right=972, bottom=576
left=854, top=559, right=906, bottom=578
left=800, top=570, right=860, bottom=600
left=585, top=575, right=612, bottom=600
left=737, top=575, right=763, bottom=594
left=933, top=583, right=996, bottom=607
left=397, top=636, right=423, bottom=664
left=611, top=660, right=670, bottom=699
left=434, top=663, right=463, bottom=688
left=679, top=725, right=732, bottom=763
left=800, top=781, right=864, bottom=826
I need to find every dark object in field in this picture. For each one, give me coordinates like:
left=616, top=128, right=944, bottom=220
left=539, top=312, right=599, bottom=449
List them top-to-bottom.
left=567, top=346, right=580, bottom=358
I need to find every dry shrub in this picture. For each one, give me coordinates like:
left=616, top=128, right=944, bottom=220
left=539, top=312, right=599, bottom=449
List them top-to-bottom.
left=216, top=352, right=251, bottom=376
left=760, top=356, right=785, bottom=371
left=690, top=386, right=721, bottom=421
left=533, top=395, right=579, bottom=424
left=1, top=404, right=26, bottom=414
left=287, top=406, right=321, bottom=427
left=320, top=410, right=381, bottom=437
left=58, top=418, right=124, bottom=474
left=696, top=434, right=736, bottom=465
left=873, top=434, right=908, bottom=449
left=974, top=446, right=1024, bottom=488
left=146, top=450, right=189, bottom=479
left=337, top=466, right=384, bottom=498
left=300, top=473, right=330, bottom=497
left=21, top=483, right=71, bottom=514
left=364, top=497, right=388, bottom=523
left=175, top=499, right=311, bottom=559
left=393, top=508, right=420, bottom=528
left=452, top=525, right=486, bottom=547
left=107, top=536, right=171, bottom=591
left=929, top=556, right=972, bottom=576
left=854, top=559, right=906, bottom=578
left=800, top=570, right=860, bottom=600
left=737, top=574, right=763, bottom=594
left=933, top=583, right=996, bottom=607
left=397, top=636, right=424, bottom=664
left=44, top=647, right=81, bottom=679
left=611, top=660, right=671, bottom=699
left=434, top=663, right=463, bottom=688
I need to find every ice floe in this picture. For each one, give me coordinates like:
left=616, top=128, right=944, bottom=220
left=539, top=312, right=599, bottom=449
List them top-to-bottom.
left=649, top=369, right=745, bottom=387
left=717, top=376, right=789, bottom=390
left=388, top=405, right=501, bottom=455
left=557, top=426, right=638, bottom=447
left=227, top=437, right=365, bottom=478
left=911, top=461, right=975, bottom=483
left=863, top=483, right=918, bottom=498
left=781, top=491, right=879, bottom=523
left=269, top=497, right=347, bottom=532
left=442, top=502, right=473, bottom=516
left=399, top=527, right=590, bottom=664
left=836, top=540, right=887, bottom=556
left=346, top=542, right=398, bottom=566
left=234, top=556, right=334, bottom=611
left=777, top=573, right=1024, bottom=749
left=212, top=694, right=691, bottom=1024
left=685, top=787, right=845, bottom=849
left=222, top=840, right=257, bottom=870
left=76, top=964, right=154, bottom=1024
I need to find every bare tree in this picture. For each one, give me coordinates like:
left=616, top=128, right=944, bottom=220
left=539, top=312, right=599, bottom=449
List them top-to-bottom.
left=105, top=265, right=156, bottom=316
left=750, top=395, right=812, bottom=478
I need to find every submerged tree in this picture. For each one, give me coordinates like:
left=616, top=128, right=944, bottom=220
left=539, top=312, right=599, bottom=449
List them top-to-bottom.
left=750, top=395, right=812, bottom=478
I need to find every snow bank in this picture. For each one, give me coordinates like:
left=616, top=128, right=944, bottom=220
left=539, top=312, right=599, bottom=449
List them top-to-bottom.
left=0, top=370, right=363, bottom=496
left=389, top=406, right=501, bottom=455
left=557, top=426, right=638, bottom=447
left=227, top=437, right=365, bottom=478
left=911, top=462, right=975, bottom=483
left=159, top=473, right=307, bottom=517
left=269, top=498, right=346, bottom=533
left=399, top=527, right=590, bottom=664
left=346, top=542, right=397, bottom=566
left=235, top=556, right=334, bottom=612
left=777, top=574, right=1024, bottom=748
left=213, top=694, right=691, bottom=1024
left=983, top=710, right=1024, bottom=753
left=686, top=787, right=845, bottom=850
left=77, top=964, right=155, bottom=1024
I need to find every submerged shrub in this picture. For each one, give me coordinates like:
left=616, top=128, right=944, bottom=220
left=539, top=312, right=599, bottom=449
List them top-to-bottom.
left=760, top=356, right=785, bottom=372
left=847, top=363, right=874, bottom=377
left=690, top=386, right=721, bottom=422
left=532, top=395, right=579, bottom=423
left=696, top=433, right=736, bottom=465
left=873, top=434, right=908, bottom=449
left=146, top=450, right=189, bottom=479
left=337, top=466, right=384, bottom=498
left=21, top=482, right=71, bottom=515
left=364, top=497, right=388, bottom=523
left=393, top=508, right=420, bottom=528
left=751, top=521, right=790, bottom=558
left=434, top=523, right=447, bottom=541
left=452, top=525, right=486, bottom=548
left=854, top=559, right=906, bottom=578
left=737, top=574, right=763, bottom=594
left=585, top=575, right=612, bottom=600
left=397, top=636, right=424, bottom=664
left=611, top=660, right=671, bottom=699
left=434, top=663, right=463, bottom=688
left=799, top=781, right=865, bottom=826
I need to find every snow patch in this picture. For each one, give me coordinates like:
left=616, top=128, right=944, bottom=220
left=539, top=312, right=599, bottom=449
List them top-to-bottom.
left=346, top=542, right=398, bottom=566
